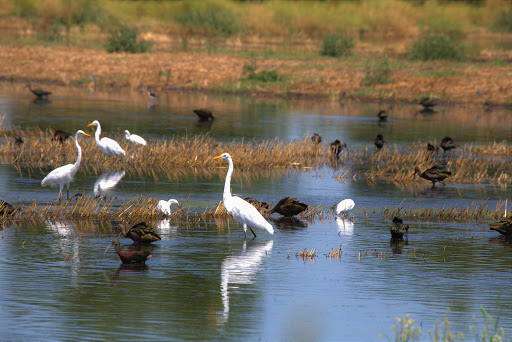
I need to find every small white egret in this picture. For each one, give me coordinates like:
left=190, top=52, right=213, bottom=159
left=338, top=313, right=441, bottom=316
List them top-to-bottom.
left=87, top=120, right=126, bottom=157
left=41, top=130, right=91, bottom=200
left=124, top=130, right=147, bottom=146
left=213, top=152, right=274, bottom=238
left=157, top=198, right=179, bottom=216
left=336, top=199, right=355, bottom=215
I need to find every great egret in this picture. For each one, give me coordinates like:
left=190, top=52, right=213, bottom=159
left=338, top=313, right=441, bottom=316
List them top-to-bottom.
left=193, top=108, right=215, bottom=121
left=87, top=120, right=126, bottom=157
left=41, top=130, right=91, bottom=200
left=124, top=130, right=147, bottom=146
left=374, top=134, right=386, bottom=151
left=439, top=136, right=459, bottom=152
left=213, top=152, right=274, bottom=238
left=414, top=165, right=452, bottom=187
left=269, top=197, right=308, bottom=217
left=157, top=198, right=179, bottom=216
left=336, top=199, right=355, bottom=215
left=390, top=217, right=409, bottom=239
left=117, top=222, right=161, bottom=244
left=105, top=239, right=152, bottom=264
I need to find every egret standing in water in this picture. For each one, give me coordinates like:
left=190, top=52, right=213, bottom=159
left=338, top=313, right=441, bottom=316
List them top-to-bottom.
left=87, top=120, right=126, bottom=157
left=41, top=130, right=92, bottom=200
left=124, top=130, right=147, bottom=146
left=213, top=153, right=274, bottom=238
left=157, top=198, right=179, bottom=216
left=336, top=199, right=355, bottom=215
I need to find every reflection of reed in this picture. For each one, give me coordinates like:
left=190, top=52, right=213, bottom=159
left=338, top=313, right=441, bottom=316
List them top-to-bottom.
left=219, top=240, right=273, bottom=325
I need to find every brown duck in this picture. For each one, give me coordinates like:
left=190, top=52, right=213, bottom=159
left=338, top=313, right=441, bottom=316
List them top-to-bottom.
left=414, top=165, right=452, bottom=187
left=269, top=197, right=308, bottom=217
left=489, top=217, right=512, bottom=236
left=117, top=222, right=161, bottom=244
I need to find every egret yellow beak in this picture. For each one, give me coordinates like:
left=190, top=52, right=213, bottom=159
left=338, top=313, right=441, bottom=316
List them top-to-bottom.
left=87, top=122, right=95, bottom=127
left=81, top=132, right=92, bottom=137
left=212, top=154, right=223, bottom=160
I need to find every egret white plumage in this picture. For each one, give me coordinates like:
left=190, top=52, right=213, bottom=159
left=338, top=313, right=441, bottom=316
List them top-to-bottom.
left=87, top=120, right=126, bottom=157
left=41, top=130, right=91, bottom=200
left=124, top=130, right=147, bottom=146
left=213, top=153, right=274, bottom=238
left=157, top=198, right=179, bottom=216
left=336, top=199, right=355, bottom=215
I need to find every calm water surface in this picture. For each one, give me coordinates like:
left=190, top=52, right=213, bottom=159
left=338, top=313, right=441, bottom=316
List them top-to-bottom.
left=0, top=84, right=511, bottom=341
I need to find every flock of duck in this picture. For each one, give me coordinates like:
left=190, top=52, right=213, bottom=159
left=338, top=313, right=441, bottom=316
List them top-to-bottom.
left=11, top=88, right=510, bottom=265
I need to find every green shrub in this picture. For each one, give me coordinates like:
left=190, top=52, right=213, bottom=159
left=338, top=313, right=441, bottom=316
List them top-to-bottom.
left=175, top=1, right=241, bottom=35
left=492, top=7, right=512, bottom=33
left=38, top=20, right=63, bottom=42
left=106, top=25, right=152, bottom=53
left=320, top=34, right=354, bottom=57
left=406, top=34, right=466, bottom=61
left=361, top=58, right=393, bottom=86
left=242, top=61, right=282, bottom=82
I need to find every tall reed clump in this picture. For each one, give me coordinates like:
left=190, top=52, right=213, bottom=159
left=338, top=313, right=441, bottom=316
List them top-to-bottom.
left=406, top=33, right=466, bottom=61
left=320, top=34, right=354, bottom=57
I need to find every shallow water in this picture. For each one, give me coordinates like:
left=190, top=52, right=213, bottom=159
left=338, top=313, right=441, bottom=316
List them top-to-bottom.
left=0, top=84, right=511, bottom=341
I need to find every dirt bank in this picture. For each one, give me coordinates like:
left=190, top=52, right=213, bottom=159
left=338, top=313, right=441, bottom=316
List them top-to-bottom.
left=1, top=45, right=511, bottom=105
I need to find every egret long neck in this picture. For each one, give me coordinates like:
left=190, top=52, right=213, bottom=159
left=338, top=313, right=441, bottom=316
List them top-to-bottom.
left=94, top=123, right=102, bottom=144
left=72, top=133, right=82, bottom=172
left=223, top=157, right=233, bottom=205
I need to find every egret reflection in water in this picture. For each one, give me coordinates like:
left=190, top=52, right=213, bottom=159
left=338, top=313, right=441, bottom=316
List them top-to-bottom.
left=93, top=170, right=126, bottom=196
left=335, top=217, right=354, bottom=235
left=157, top=219, right=178, bottom=234
left=46, top=221, right=81, bottom=286
left=219, top=239, right=273, bottom=325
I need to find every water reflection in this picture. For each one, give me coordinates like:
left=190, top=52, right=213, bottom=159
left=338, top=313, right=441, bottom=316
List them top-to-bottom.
left=93, top=170, right=125, bottom=196
left=272, top=216, right=308, bottom=230
left=335, top=217, right=354, bottom=235
left=157, top=219, right=178, bottom=234
left=45, top=221, right=80, bottom=286
left=219, top=239, right=273, bottom=325
left=107, top=264, right=150, bottom=288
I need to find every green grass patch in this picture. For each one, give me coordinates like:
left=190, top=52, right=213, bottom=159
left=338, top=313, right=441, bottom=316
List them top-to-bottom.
left=174, top=0, right=242, bottom=35
left=492, top=6, right=512, bottom=33
left=106, top=25, right=153, bottom=53
left=320, top=34, right=354, bottom=57
left=407, top=34, right=466, bottom=61
left=361, top=58, right=393, bottom=86
left=241, top=61, right=283, bottom=82
left=414, top=68, right=464, bottom=78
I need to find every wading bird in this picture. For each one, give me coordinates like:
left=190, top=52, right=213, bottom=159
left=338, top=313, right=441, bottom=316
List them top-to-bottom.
left=26, top=83, right=51, bottom=99
left=147, top=87, right=158, bottom=99
left=418, top=96, right=437, bottom=109
left=193, top=108, right=215, bottom=122
left=377, top=109, right=388, bottom=121
left=87, top=120, right=126, bottom=157
left=41, top=130, right=91, bottom=200
left=52, top=130, right=72, bottom=143
left=124, top=130, right=147, bottom=146
left=311, top=133, right=322, bottom=144
left=374, top=134, right=386, bottom=151
left=14, top=136, right=24, bottom=146
left=439, top=136, right=459, bottom=153
left=330, top=140, right=347, bottom=158
left=213, top=152, right=274, bottom=238
left=414, top=165, right=452, bottom=187
left=269, top=197, right=308, bottom=217
left=157, top=198, right=179, bottom=216
left=336, top=199, right=355, bottom=215
left=0, top=200, right=16, bottom=216
left=390, top=217, right=409, bottom=239
left=489, top=217, right=512, bottom=236
left=117, top=222, right=161, bottom=244
left=105, top=239, right=152, bottom=264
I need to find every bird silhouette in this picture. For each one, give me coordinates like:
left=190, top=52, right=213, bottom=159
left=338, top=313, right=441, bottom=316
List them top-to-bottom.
left=26, top=83, right=51, bottom=99
left=147, top=87, right=158, bottom=99
left=418, top=96, right=437, bottom=109
left=193, top=108, right=215, bottom=122
left=377, top=109, right=389, bottom=121
left=52, top=130, right=72, bottom=143
left=311, top=133, right=322, bottom=144
left=374, top=134, right=386, bottom=151
left=14, top=136, right=24, bottom=146
left=439, top=136, right=459, bottom=153
left=330, top=139, right=347, bottom=158
left=414, top=165, right=452, bottom=187
left=269, top=197, right=308, bottom=217
left=390, top=217, right=409, bottom=239
left=489, top=217, right=512, bottom=237
left=117, top=222, right=161, bottom=244
left=105, top=239, right=152, bottom=264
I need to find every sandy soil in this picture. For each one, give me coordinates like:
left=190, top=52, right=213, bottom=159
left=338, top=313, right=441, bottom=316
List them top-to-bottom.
left=0, top=45, right=511, bottom=105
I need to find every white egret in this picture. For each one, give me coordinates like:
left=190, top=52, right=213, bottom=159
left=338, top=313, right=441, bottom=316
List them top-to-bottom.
left=87, top=120, right=126, bottom=157
left=41, top=130, right=91, bottom=200
left=124, top=130, right=147, bottom=146
left=213, top=152, right=274, bottom=238
left=157, top=198, right=179, bottom=216
left=336, top=198, right=355, bottom=215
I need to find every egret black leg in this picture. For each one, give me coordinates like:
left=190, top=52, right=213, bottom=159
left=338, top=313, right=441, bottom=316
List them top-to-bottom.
left=249, top=227, right=257, bottom=238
